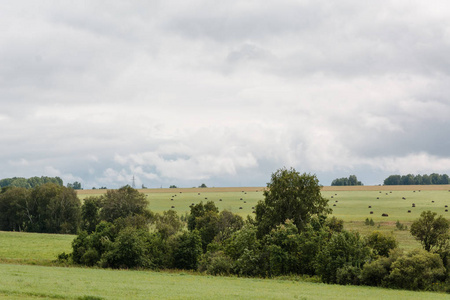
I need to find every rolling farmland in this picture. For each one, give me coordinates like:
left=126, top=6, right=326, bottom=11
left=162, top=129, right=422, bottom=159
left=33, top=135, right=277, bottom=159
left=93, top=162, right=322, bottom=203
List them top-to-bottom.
left=0, top=185, right=449, bottom=299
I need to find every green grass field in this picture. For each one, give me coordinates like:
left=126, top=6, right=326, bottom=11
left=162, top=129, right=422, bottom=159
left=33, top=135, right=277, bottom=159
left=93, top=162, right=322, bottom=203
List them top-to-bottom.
left=0, top=231, right=74, bottom=264
left=0, top=263, right=448, bottom=300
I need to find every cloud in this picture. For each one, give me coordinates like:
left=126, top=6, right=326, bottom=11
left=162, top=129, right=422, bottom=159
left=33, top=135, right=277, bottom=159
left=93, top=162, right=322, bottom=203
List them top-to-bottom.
left=1, top=1, right=450, bottom=188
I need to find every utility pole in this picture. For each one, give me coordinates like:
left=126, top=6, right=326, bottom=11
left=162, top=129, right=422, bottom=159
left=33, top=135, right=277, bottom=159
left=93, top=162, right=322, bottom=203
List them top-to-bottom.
left=132, top=176, right=135, bottom=188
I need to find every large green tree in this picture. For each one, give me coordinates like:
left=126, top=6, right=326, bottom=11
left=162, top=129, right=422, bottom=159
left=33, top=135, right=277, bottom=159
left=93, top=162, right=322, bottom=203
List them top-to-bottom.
left=255, top=167, right=331, bottom=237
left=99, top=185, right=150, bottom=223
left=410, top=210, right=449, bottom=252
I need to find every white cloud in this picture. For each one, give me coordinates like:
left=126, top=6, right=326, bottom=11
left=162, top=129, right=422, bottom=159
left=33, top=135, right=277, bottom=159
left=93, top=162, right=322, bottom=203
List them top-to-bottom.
left=1, top=1, right=450, bottom=187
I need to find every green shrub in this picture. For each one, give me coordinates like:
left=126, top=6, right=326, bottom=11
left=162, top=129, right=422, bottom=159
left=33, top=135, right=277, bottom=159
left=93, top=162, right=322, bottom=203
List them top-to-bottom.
left=395, top=220, right=407, bottom=231
left=100, top=227, right=151, bottom=269
left=173, top=230, right=202, bottom=270
left=315, top=231, right=370, bottom=284
left=364, top=231, right=398, bottom=257
left=386, top=249, right=446, bottom=290
left=199, top=251, right=234, bottom=275
left=360, top=252, right=399, bottom=287
left=336, top=265, right=361, bottom=285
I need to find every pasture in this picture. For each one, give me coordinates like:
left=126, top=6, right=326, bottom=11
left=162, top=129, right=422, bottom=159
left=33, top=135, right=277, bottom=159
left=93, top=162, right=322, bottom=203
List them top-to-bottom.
left=78, top=185, right=450, bottom=250
left=1, top=263, right=449, bottom=300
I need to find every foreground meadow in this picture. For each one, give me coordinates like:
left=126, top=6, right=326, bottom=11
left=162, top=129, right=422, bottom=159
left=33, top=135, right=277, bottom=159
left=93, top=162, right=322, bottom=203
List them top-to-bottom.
left=0, top=263, right=448, bottom=300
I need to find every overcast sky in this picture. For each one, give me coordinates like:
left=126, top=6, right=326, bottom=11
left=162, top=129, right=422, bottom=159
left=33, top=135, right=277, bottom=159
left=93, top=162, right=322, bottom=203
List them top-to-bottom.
left=2, top=1, right=450, bottom=189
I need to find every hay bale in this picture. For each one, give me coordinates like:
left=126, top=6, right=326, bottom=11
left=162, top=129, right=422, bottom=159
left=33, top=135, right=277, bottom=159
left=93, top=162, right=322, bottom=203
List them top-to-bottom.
left=171, top=206, right=175, bottom=208
left=368, top=206, right=371, bottom=208
left=239, top=207, right=243, bottom=209
left=408, top=210, right=411, bottom=213
left=370, top=211, right=373, bottom=214
left=382, top=213, right=388, bottom=217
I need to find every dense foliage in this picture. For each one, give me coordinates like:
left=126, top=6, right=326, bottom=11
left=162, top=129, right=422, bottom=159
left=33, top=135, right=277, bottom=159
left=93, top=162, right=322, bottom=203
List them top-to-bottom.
left=255, top=168, right=330, bottom=237
left=60, top=169, right=450, bottom=292
left=384, top=173, right=450, bottom=185
left=331, top=175, right=363, bottom=186
left=0, top=176, right=63, bottom=189
left=0, top=183, right=80, bottom=233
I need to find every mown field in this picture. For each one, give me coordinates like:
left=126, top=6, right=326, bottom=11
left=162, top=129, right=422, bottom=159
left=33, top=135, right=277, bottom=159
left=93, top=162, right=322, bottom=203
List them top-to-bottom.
left=0, top=185, right=449, bottom=299
left=78, top=185, right=450, bottom=250
left=1, top=263, right=449, bottom=300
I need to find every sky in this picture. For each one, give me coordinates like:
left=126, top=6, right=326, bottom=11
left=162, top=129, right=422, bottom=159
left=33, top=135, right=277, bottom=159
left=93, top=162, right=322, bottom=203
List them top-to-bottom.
left=2, top=1, right=450, bottom=189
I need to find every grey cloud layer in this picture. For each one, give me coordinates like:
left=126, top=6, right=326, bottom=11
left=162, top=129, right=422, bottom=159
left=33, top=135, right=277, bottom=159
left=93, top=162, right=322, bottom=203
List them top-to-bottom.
left=1, top=1, right=450, bottom=188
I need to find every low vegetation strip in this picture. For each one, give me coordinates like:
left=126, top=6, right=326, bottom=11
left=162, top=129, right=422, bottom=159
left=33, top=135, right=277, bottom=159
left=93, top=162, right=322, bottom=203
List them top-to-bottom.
left=0, top=264, right=448, bottom=300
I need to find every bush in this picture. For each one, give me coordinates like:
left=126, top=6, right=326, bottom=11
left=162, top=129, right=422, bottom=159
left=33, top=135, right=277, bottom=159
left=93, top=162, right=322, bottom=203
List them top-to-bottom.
left=101, top=227, right=151, bottom=269
left=173, top=230, right=202, bottom=270
left=315, top=231, right=371, bottom=284
left=364, top=231, right=398, bottom=257
left=386, top=249, right=446, bottom=290
left=360, top=250, right=401, bottom=287
left=199, top=251, right=233, bottom=275
left=336, top=265, right=361, bottom=285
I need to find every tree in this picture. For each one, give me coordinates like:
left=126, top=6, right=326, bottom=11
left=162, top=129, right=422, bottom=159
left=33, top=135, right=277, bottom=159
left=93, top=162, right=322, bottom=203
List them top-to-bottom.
left=255, top=167, right=331, bottom=237
left=331, top=175, right=363, bottom=186
left=67, top=181, right=82, bottom=190
left=199, top=183, right=207, bottom=188
left=99, top=185, right=150, bottom=223
left=0, top=187, right=30, bottom=231
left=81, top=196, right=101, bottom=233
left=410, top=211, right=449, bottom=252
left=173, top=230, right=203, bottom=270
left=364, top=231, right=398, bottom=257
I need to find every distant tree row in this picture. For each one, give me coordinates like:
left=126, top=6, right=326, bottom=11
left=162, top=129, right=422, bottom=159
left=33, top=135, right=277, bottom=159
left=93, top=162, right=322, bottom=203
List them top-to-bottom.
left=384, top=173, right=450, bottom=185
left=331, top=175, right=363, bottom=186
left=0, top=176, right=63, bottom=189
left=67, top=181, right=82, bottom=190
left=0, top=183, right=80, bottom=233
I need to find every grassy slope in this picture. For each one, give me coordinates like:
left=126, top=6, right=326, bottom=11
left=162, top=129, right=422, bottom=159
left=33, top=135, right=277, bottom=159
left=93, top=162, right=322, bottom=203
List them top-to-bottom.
left=0, top=231, right=74, bottom=264
left=1, top=264, right=449, bottom=300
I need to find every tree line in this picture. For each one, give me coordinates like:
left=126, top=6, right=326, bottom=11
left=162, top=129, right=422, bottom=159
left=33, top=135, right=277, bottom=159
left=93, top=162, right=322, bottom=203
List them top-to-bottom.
left=384, top=173, right=450, bottom=185
left=331, top=175, right=363, bottom=186
left=0, top=176, right=63, bottom=189
left=0, top=183, right=80, bottom=233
